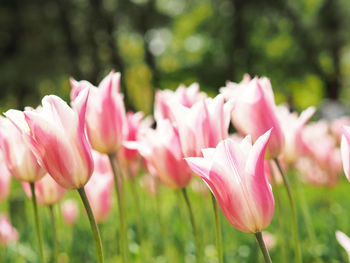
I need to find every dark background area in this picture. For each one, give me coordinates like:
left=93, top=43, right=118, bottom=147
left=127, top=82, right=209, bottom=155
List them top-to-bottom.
left=1, top=0, right=350, bottom=114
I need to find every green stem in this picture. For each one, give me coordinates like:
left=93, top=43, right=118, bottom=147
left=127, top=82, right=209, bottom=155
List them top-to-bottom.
left=108, top=154, right=127, bottom=263
left=274, top=158, right=302, bottom=263
left=268, top=161, right=288, bottom=263
left=129, top=174, right=144, bottom=244
left=30, top=182, right=45, bottom=263
left=77, top=187, right=104, bottom=263
left=181, top=188, right=202, bottom=263
left=211, top=194, right=223, bottom=263
left=49, top=205, right=58, bottom=263
left=255, top=232, right=273, bottom=263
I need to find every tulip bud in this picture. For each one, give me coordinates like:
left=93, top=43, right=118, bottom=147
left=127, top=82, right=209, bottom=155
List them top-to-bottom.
left=186, top=130, right=274, bottom=233
left=0, top=214, right=18, bottom=247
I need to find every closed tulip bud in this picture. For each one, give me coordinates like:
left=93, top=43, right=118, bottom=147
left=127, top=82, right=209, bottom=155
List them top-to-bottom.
left=70, top=71, right=127, bottom=154
left=221, top=75, right=284, bottom=158
left=154, top=83, right=206, bottom=121
left=24, top=89, right=94, bottom=189
left=170, top=94, right=234, bottom=157
left=276, top=105, right=315, bottom=164
left=0, top=112, right=46, bottom=182
left=130, top=119, right=193, bottom=189
left=186, top=130, right=274, bottom=233
left=0, top=152, right=11, bottom=202
left=85, top=172, right=113, bottom=224
left=22, top=174, right=66, bottom=206
left=61, top=199, right=79, bottom=226
left=0, top=214, right=18, bottom=247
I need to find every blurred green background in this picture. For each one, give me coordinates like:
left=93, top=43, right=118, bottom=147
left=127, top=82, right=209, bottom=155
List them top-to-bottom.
left=1, top=0, right=350, bottom=114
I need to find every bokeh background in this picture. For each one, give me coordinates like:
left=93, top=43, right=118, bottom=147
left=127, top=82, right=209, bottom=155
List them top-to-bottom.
left=1, top=0, right=350, bottom=114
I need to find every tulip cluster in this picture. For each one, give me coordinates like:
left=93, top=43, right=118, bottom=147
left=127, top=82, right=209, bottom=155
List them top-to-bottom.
left=1, top=70, right=350, bottom=263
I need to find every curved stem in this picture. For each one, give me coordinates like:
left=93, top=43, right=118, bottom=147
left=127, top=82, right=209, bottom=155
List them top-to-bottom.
left=108, top=154, right=127, bottom=263
left=274, top=158, right=302, bottom=263
left=30, top=182, right=45, bottom=263
left=77, top=187, right=104, bottom=263
left=181, top=188, right=202, bottom=263
left=211, top=194, right=223, bottom=263
left=49, top=205, right=58, bottom=263
left=255, top=232, right=272, bottom=263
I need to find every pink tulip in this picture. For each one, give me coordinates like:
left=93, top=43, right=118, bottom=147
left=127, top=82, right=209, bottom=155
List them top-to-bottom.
left=70, top=71, right=127, bottom=154
left=220, top=75, right=284, bottom=158
left=154, top=83, right=206, bottom=121
left=24, top=89, right=94, bottom=189
left=170, top=94, right=234, bottom=157
left=276, top=105, right=315, bottom=164
left=0, top=112, right=46, bottom=182
left=331, top=117, right=350, bottom=146
left=130, top=119, right=193, bottom=189
left=341, top=125, right=350, bottom=181
left=186, top=130, right=274, bottom=233
left=92, top=150, right=112, bottom=175
left=0, top=152, right=11, bottom=202
left=85, top=172, right=113, bottom=224
left=22, top=174, right=66, bottom=206
left=61, top=199, right=79, bottom=226
left=0, top=214, right=18, bottom=247
left=262, top=231, right=276, bottom=250
left=336, top=231, right=350, bottom=261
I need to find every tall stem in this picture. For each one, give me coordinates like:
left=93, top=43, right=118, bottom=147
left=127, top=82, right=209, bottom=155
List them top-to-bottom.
left=108, top=154, right=127, bottom=263
left=274, top=158, right=302, bottom=263
left=30, top=182, right=45, bottom=263
left=77, top=187, right=104, bottom=263
left=181, top=188, right=202, bottom=263
left=211, top=194, right=223, bottom=263
left=49, top=205, right=58, bottom=263
left=255, top=232, right=273, bottom=263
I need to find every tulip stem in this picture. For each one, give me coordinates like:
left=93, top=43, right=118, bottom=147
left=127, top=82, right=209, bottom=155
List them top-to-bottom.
left=108, top=154, right=127, bottom=263
left=274, top=158, right=302, bottom=263
left=30, top=182, right=45, bottom=263
left=77, top=187, right=104, bottom=263
left=181, top=188, right=202, bottom=263
left=211, top=193, right=223, bottom=263
left=49, top=205, right=58, bottom=263
left=255, top=232, right=272, bottom=263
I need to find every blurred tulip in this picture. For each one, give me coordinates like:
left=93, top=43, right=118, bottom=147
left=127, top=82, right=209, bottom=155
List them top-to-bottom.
left=70, top=71, right=127, bottom=154
left=221, top=75, right=284, bottom=158
left=154, top=83, right=206, bottom=121
left=24, top=89, right=94, bottom=189
left=170, top=94, right=234, bottom=157
left=276, top=105, right=315, bottom=164
left=0, top=112, right=45, bottom=182
left=330, top=117, right=350, bottom=145
left=129, top=119, right=193, bottom=189
left=341, top=125, right=350, bottom=181
left=186, top=130, right=274, bottom=233
left=92, top=150, right=112, bottom=175
left=0, top=152, right=11, bottom=202
left=264, top=160, right=283, bottom=185
left=85, top=165, right=113, bottom=224
left=22, top=174, right=66, bottom=206
left=61, top=199, right=79, bottom=226
left=0, top=214, right=18, bottom=247
left=262, top=231, right=276, bottom=250
left=336, top=231, right=350, bottom=261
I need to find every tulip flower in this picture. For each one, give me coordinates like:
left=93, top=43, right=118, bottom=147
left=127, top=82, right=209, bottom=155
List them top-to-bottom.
left=70, top=71, right=127, bottom=154
left=220, top=75, right=284, bottom=158
left=154, top=83, right=206, bottom=121
left=24, top=90, right=103, bottom=263
left=24, top=90, right=94, bottom=189
left=170, top=94, right=234, bottom=157
left=276, top=105, right=315, bottom=165
left=0, top=113, right=45, bottom=182
left=331, top=117, right=350, bottom=145
left=132, top=119, right=193, bottom=189
left=341, top=125, right=350, bottom=181
left=186, top=130, right=274, bottom=262
left=0, top=152, right=11, bottom=202
left=85, top=170, right=113, bottom=224
left=22, top=174, right=66, bottom=206
left=61, top=200, right=79, bottom=226
left=0, top=214, right=18, bottom=247
left=336, top=231, right=350, bottom=261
